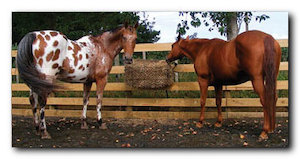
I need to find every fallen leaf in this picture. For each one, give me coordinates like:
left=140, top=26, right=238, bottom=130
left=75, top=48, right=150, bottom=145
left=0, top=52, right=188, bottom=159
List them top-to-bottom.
left=58, top=118, right=66, bottom=122
left=183, top=122, right=189, bottom=126
left=278, top=124, right=282, bottom=127
left=278, top=130, right=282, bottom=133
left=192, top=131, right=197, bottom=135
left=129, top=133, right=135, bottom=137
left=213, top=133, right=219, bottom=136
left=178, top=134, right=183, bottom=137
left=240, top=134, right=245, bottom=139
left=151, top=135, right=156, bottom=140
left=121, top=143, right=131, bottom=148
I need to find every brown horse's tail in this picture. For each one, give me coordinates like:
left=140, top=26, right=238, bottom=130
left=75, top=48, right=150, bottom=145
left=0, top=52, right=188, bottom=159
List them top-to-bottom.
left=17, top=32, right=58, bottom=97
left=263, top=36, right=278, bottom=131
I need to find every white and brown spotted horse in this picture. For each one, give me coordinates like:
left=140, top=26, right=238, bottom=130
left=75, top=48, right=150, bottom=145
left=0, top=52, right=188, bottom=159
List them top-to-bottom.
left=17, top=23, right=138, bottom=139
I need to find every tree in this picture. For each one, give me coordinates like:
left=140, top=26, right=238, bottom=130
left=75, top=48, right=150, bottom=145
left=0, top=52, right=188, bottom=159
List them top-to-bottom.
left=12, top=12, right=160, bottom=44
left=177, top=12, right=269, bottom=40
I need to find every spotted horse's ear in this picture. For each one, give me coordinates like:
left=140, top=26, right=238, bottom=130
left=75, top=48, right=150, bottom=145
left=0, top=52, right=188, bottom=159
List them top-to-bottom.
left=124, top=21, right=129, bottom=29
left=134, top=22, right=139, bottom=29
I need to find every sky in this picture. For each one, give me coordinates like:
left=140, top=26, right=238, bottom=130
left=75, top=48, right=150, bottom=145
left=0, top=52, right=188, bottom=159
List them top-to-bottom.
left=140, top=12, right=288, bottom=43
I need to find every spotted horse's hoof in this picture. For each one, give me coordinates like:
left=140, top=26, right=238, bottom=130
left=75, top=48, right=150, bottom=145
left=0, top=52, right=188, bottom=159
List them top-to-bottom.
left=81, top=119, right=89, bottom=130
left=98, top=119, right=108, bottom=130
left=41, top=130, right=52, bottom=139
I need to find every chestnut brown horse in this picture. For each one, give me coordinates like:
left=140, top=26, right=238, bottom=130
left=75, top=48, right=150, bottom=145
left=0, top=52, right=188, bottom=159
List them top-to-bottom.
left=17, top=22, right=138, bottom=139
left=166, top=30, right=281, bottom=139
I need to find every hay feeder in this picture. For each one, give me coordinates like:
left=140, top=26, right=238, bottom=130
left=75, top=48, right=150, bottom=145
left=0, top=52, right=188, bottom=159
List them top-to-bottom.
left=125, top=59, right=175, bottom=89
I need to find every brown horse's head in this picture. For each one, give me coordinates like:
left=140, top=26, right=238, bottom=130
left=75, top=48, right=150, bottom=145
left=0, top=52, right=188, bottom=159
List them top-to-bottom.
left=121, top=22, right=138, bottom=64
left=166, top=34, right=189, bottom=63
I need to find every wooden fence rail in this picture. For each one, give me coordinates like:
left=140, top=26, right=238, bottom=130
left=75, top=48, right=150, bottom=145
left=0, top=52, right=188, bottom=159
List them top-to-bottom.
left=11, top=40, right=289, bottom=119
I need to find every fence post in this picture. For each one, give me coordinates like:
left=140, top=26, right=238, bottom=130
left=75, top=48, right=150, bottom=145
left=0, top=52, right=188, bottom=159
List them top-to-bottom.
left=142, top=51, right=146, bottom=60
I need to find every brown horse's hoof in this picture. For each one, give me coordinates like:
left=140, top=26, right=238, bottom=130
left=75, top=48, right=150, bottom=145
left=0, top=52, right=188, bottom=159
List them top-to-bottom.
left=196, top=122, right=204, bottom=128
left=214, top=122, right=222, bottom=128
left=99, top=123, right=108, bottom=130
left=268, top=129, right=275, bottom=133
left=41, top=131, right=52, bottom=139
left=259, top=131, right=268, bottom=140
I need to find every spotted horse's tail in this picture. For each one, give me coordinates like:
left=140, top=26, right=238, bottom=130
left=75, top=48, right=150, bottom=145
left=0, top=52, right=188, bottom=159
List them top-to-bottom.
left=17, top=32, right=59, bottom=97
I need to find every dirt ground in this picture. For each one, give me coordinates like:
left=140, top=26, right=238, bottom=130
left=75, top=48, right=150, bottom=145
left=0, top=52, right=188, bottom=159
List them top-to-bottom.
left=12, top=116, right=289, bottom=148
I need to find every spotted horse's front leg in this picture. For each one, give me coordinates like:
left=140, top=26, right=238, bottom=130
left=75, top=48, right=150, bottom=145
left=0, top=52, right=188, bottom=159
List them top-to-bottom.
left=95, top=76, right=108, bottom=130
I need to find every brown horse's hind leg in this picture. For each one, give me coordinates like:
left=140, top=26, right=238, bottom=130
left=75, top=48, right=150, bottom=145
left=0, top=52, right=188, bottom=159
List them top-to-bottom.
left=96, top=76, right=108, bottom=130
left=196, top=77, right=209, bottom=128
left=251, top=78, right=269, bottom=139
left=81, top=82, right=92, bottom=129
left=214, top=85, right=223, bottom=127
left=29, top=90, right=40, bottom=135
left=38, top=95, right=51, bottom=139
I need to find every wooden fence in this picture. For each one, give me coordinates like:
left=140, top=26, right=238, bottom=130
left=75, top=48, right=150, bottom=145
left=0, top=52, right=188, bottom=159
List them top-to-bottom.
left=11, top=39, right=289, bottom=119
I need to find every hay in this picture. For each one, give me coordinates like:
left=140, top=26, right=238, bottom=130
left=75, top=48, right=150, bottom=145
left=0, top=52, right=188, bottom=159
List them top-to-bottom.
left=125, top=59, right=174, bottom=89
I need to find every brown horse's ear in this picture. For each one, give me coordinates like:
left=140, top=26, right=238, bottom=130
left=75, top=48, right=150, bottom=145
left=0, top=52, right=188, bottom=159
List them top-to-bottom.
left=124, top=21, right=129, bottom=28
left=134, top=22, right=139, bottom=29
left=186, top=35, right=190, bottom=41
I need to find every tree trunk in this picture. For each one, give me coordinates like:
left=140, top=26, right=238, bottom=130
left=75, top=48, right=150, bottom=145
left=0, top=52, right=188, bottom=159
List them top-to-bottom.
left=226, top=12, right=238, bottom=41
left=245, top=14, right=249, bottom=31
